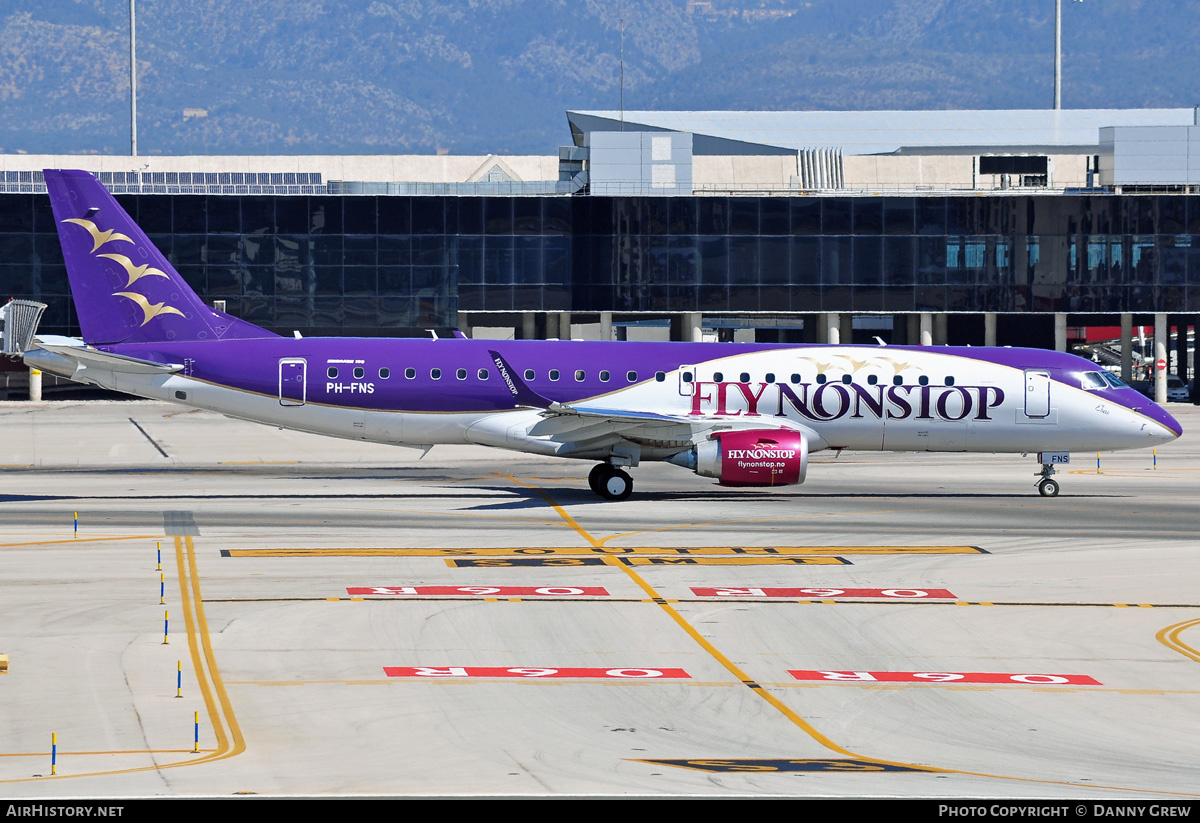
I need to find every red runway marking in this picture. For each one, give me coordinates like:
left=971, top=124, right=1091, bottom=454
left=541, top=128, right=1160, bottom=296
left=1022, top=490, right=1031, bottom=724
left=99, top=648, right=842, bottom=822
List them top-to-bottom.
left=349, top=586, right=609, bottom=596
left=693, top=587, right=956, bottom=599
left=384, top=666, right=690, bottom=679
left=788, top=670, right=1101, bottom=685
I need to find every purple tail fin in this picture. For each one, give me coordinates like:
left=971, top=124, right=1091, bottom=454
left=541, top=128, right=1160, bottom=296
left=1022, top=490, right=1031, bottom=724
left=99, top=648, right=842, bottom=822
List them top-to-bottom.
left=45, top=169, right=278, bottom=345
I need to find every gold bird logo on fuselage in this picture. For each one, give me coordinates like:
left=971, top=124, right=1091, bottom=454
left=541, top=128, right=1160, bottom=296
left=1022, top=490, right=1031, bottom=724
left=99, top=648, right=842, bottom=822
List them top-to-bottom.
left=62, top=218, right=134, bottom=252
left=98, top=253, right=170, bottom=287
left=113, top=291, right=186, bottom=326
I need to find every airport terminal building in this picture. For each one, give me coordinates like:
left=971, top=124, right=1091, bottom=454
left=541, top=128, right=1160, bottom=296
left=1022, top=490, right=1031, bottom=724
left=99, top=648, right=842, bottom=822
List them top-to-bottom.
left=2, top=107, right=1199, bottom=386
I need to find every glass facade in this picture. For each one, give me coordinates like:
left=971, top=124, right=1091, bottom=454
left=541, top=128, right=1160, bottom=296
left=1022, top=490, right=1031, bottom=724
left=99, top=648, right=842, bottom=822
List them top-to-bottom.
left=4, top=191, right=1200, bottom=338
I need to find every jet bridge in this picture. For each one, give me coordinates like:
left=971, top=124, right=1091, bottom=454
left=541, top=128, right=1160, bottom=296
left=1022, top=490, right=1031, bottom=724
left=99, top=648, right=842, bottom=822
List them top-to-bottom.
left=1, top=299, right=47, bottom=357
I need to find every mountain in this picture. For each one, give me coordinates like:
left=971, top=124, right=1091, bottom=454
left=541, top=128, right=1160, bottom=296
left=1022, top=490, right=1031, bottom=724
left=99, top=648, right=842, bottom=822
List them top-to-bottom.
left=0, top=0, right=1197, bottom=157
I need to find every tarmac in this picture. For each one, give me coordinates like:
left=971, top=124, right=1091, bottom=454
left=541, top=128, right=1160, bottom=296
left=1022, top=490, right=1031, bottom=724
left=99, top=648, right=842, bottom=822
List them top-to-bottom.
left=1, top=399, right=1199, bottom=798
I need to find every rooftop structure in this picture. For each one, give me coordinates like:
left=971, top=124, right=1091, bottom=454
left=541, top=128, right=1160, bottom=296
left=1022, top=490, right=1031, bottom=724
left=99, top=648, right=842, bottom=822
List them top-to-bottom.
left=567, top=108, right=1199, bottom=156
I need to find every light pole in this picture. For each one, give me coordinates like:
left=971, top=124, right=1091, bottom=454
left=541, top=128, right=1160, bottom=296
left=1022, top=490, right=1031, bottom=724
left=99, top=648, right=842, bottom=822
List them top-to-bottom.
left=130, top=0, right=137, bottom=156
left=1054, top=0, right=1084, bottom=110
left=619, top=16, right=625, bottom=131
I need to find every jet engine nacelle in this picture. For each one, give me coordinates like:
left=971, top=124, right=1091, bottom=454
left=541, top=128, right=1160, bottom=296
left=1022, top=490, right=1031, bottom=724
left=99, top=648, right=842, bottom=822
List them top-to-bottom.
left=694, top=429, right=809, bottom=487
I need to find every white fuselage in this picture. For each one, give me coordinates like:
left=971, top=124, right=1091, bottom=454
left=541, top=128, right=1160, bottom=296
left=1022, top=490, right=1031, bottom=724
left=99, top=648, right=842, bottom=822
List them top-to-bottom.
left=30, top=343, right=1178, bottom=461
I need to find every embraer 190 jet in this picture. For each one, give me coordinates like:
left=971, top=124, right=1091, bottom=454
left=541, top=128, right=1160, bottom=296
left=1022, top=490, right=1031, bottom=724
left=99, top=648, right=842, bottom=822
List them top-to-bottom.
left=3, top=170, right=1181, bottom=500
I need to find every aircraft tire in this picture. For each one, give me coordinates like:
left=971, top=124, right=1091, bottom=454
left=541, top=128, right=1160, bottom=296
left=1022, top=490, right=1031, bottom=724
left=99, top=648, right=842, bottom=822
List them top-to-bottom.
left=588, top=463, right=608, bottom=495
left=596, top=467, right=633, bottom=501
left=1037, top=478, right=1060, bottom=497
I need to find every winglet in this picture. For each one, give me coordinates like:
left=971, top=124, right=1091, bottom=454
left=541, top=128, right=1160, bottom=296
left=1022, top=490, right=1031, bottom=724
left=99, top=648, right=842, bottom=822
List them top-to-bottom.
left=488, top=349, right=554, bottom=409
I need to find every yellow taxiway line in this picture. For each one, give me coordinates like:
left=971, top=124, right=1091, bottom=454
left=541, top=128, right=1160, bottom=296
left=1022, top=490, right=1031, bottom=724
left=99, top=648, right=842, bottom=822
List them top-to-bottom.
left=503, top=473, right=1200, bottom=798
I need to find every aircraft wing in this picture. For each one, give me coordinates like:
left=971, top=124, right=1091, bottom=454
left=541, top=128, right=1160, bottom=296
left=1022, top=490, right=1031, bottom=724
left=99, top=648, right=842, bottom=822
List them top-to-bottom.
left=486, top=349, right=824, bottom=454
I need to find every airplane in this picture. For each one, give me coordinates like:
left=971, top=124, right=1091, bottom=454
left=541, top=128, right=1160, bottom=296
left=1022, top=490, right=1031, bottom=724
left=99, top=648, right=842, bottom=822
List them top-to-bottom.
left=1, top=169, right=1182, bottom=500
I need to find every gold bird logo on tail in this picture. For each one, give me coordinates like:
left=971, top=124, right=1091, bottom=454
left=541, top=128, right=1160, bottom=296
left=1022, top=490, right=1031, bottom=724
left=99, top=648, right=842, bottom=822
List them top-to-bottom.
left=62, top=218, right=134, bottom=252
left=98, top=253, right=170, bottom=287
left=113, top=291, right=186, bottom=326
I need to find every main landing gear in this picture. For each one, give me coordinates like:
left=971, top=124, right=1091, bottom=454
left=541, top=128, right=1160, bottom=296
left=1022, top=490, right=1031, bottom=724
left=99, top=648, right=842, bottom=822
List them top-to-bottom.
left=588, top=463, right=633, bottom=501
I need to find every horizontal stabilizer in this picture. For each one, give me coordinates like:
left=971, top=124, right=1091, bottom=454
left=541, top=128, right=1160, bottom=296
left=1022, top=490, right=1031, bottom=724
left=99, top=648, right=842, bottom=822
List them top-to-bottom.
left=32, top=337, right=184, bottom=374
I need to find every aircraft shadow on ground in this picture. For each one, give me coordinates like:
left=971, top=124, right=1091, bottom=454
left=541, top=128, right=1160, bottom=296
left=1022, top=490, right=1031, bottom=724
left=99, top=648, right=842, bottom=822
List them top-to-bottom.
left=452, top=485, right=1124, bottom=510
left=0, top=486, right=1123, bottom=509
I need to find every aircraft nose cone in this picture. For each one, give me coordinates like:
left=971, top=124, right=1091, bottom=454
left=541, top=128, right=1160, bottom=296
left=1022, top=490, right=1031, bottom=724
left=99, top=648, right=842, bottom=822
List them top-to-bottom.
left=1143, top=401, right=1183, bottom=440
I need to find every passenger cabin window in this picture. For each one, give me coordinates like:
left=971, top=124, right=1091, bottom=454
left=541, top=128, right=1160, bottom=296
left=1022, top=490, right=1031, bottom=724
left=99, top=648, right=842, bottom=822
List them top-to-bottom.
left=327, top=367, right=338, bottom=379
left=353, top=367, right=364, bottom=379
left=379, top=368, right=390, bottom=379
left=404, top=368, right=415, bottom=379
left=430, top=368, right=442, bottom=379
left=456, top=368, right=467, bottom=380
left=477, top=368, right=489, bottom=380
left=524, top=369, right=535, bottom=380
left=549, top=369, right=560, bottom=381
left=575, top=370, right=585, bottom=382
left=600, top=370, right=610, bottom=382
left=626, top=370, right=637, bottom=382
left=655, top=371, right=666, bottom=382
left=682, top=371, right=694, bottom=383
left=713, top=371, right=724, bottom=382
left=740, top=372, right=750, bottom=383
left=765, top=372, right=775, bottom=383
left=1081, top=372, right=1108, bottom=390
left=790, top=374, right=801, bottom=384
left=816, top=374, right=827, bottom=384
left=841, top=374, right=852, bottom=384
left=867, top=374, right=878, bottom=385
left=893, top=376, right=904, bottom=386
left=918, top=376, right=930, bottom=386
left=945, top=376, right=955, bottom=386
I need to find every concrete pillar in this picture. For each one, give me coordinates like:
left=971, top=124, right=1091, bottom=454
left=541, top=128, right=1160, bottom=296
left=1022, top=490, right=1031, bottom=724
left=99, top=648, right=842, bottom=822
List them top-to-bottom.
left=599, top=311, right=613, bottom=342
left=522, top=312, right=536, bottom=341
left=560, top=312, right=572, bottom=340
left=676, top=312, right=703, bottom=342
left=826, top=312, right=841, bottom=344
left=1054, top=312, right=1068, bottom=352
left=1154, top=312, right=1168, bottom=404
left=919, top=313, right=933, bottom=346
left=933, top=313, right=948, bottom=346
left=984, top=313, right=997, bottom=347
left=1120, top=313, right=1133, bottom=384
left=839, top=314, right=853, bottom=346
left=906, top=314, right=920, bottom=346
left=1174, top=317, right=1188, bottom=382
left=28, top=368, right=41, bottom=402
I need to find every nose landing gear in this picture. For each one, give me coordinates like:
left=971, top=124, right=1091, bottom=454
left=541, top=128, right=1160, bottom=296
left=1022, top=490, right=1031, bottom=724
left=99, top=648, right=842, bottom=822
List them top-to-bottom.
left=1036, top=462, right=1060, bottom=497
left=588, top=463, right=633, bottom=501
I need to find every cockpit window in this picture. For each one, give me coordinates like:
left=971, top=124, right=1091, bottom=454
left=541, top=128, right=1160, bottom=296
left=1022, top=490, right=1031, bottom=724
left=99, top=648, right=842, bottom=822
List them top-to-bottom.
left=1081, top=372, right=1108, bottom=390
left=1101, top=372, right=1127, bottom=389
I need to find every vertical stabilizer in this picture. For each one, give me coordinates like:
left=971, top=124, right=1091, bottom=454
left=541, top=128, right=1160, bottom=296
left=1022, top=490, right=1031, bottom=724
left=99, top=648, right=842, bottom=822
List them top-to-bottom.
left=44, top=169, right=277, bottom=345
